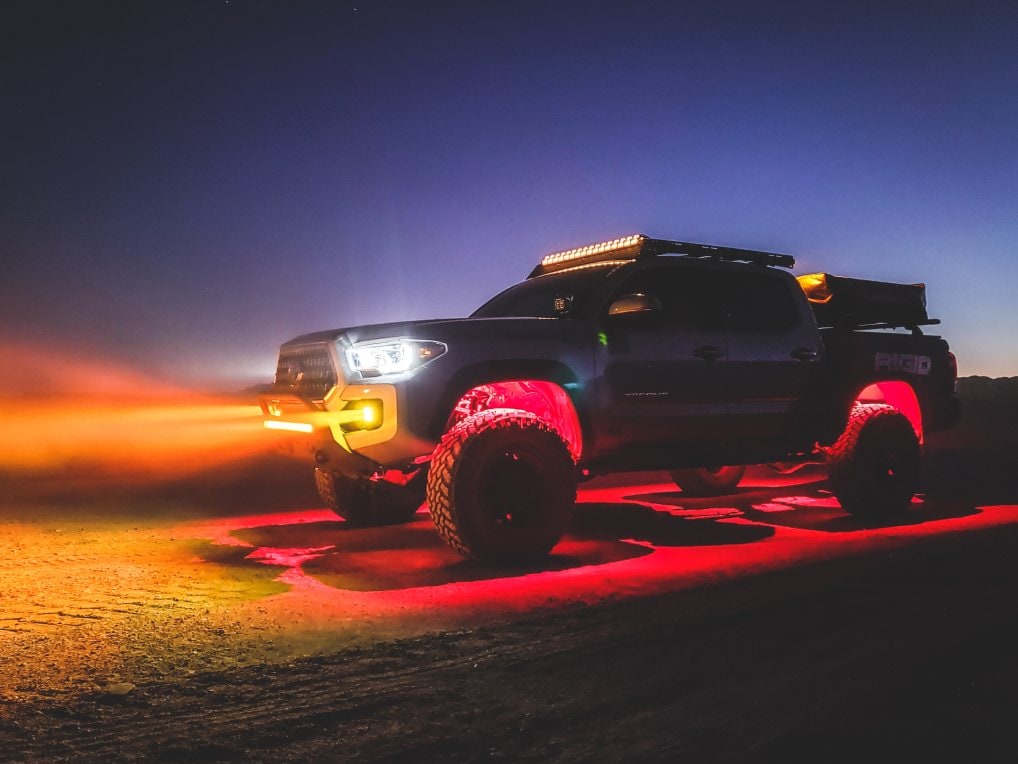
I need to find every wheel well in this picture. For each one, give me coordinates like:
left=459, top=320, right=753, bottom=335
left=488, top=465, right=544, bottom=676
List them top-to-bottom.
left=446, top=380, right=583, bottom=460
left=853, top=381, right=923, bottom=442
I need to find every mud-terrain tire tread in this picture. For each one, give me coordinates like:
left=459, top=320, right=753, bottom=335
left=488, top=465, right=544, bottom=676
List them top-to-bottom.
left=827, top=403, right=920, bottom=517
left=427, top=408, right=576, bottom=563
left=670, top=465, right=747, bottom=497
left=315, top=467, right=425, bottom=527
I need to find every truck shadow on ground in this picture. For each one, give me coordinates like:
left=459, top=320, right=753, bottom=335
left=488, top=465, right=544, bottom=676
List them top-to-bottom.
left=202, top=470, right=986, bottom=593
left=624, top=478, right=980, bottom=533
left=569, top=502, right=773, bottom=547
left=224, top=503, right=774, bottom=592
left=231, top=516, right=645, bottom=592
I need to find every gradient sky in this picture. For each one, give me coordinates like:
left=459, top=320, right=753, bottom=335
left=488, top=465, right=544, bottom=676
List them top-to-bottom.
left=3, top=0, right=1017, bottom=385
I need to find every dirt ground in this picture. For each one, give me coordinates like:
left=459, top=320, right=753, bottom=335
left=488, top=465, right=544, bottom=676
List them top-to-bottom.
left=1, top=378, right=1016, bottom=761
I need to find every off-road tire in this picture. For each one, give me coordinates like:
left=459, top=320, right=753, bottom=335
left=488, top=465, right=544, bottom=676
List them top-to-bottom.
left=827, top=403, right=920, bottom=517
left=426, top=408, right=576, bottom=564
left=670, top=465, right=746, bottom=497
left=314, top=467, right=425, bottom=527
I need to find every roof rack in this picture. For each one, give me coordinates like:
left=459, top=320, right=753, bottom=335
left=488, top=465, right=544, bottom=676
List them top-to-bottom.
left=528, top=234, right=795, bottom=278
left=848, top=319, right=941, bottom=336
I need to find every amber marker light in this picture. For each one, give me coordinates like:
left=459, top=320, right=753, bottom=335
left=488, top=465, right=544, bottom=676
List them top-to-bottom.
left=797, top=272, right=834, bottom=303
left=338, top=399, right=383, bottom=432
left=361, top=403, right=378, bottom=425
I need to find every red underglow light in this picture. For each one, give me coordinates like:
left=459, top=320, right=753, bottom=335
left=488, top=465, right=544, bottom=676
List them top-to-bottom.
left=451, top=380, right=583, bottom=458
left=857, top=381, right=924, bottom=441
left=171, top=470, right=1018, bottom=633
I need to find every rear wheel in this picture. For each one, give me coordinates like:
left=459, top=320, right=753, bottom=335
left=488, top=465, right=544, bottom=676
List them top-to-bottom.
left=827, top=403, right=920, bottom=517
left=427, top=408, right=576, bottom=564
left=670, top=465, right=746, bottom=497
left=314, top=467, right=425, bottom=526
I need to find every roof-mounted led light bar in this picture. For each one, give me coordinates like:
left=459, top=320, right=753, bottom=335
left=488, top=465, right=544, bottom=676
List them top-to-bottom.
left=539, top=234, right=645, bottom=270
left=528, top=235, right=796, bottom=278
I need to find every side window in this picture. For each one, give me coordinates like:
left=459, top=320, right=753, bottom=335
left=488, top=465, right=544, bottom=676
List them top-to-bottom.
left=613, top=266, right=728, bottom=330
left=720, top=272, right=800, bottom=331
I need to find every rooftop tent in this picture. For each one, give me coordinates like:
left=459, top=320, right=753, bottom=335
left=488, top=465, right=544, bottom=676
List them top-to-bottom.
left=797, top=273, right=929, bottom=329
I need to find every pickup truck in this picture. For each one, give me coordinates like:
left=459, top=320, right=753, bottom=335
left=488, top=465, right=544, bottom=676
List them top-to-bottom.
left=261, top=235, right=961, bottom=564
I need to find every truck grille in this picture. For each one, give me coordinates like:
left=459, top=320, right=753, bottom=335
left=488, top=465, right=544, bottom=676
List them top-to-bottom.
left=274, top=343, right=339, bottom=400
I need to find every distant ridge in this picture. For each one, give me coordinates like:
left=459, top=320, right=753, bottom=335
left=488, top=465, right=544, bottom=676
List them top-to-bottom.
left=957, top=376, right=1018, bottom=399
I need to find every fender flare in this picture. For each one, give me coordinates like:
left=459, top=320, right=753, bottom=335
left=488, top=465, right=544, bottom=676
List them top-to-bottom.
left=428, top=360, right=588, bottom=458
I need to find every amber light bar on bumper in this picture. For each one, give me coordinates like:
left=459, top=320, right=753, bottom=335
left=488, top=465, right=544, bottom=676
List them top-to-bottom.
left=263, top=400, right=383, bottom=433
left=264, top=419, right=314, bottom=433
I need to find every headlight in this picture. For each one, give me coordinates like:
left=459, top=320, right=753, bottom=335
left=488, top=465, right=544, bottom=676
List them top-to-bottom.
left=345, top=339, right=447, bottom=378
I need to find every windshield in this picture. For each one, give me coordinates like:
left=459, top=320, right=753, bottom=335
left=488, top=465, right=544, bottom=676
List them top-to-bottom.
left=472, top=266, right=616, bottom=318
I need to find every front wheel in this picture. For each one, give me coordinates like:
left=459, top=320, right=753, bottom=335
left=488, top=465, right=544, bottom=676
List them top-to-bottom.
left=826, top=403, right=920, bottom=517
left=427, top=408, right=576, bottom=564
left=670, top=465, right=746, bottom=497
left=314, top=467, right=425, bottom=526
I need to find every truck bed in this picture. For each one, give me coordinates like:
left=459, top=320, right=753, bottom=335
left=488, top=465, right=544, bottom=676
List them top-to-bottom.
left=818, top=327, right=959, bottom=434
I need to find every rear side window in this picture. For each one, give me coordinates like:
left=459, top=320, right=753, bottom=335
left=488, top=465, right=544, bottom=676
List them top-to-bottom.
left=613, top=265, right=799, bottom=331
left=721, top=271, right=800, bottom=331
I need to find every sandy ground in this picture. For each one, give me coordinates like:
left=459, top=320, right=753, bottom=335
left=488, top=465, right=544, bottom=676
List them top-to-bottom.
left=1, top=378, right=1016, bottom=760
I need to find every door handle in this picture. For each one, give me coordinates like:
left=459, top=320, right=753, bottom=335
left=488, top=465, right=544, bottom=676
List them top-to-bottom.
left=693, top=345, right=725, bottom=361
left=791, top=347, right=818, bottom=362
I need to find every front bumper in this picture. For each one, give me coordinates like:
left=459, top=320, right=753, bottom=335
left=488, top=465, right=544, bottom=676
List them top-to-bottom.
left=260, top=383, right=433, bottom=475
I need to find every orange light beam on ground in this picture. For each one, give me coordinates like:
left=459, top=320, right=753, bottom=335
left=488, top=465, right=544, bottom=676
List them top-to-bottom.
left=0, top=340, right=277, bottom=484
left=0, top=397, right=270, bottom=476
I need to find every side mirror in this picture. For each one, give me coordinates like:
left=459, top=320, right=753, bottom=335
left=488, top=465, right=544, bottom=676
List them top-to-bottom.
left=608, top=293, right=662, bottom=318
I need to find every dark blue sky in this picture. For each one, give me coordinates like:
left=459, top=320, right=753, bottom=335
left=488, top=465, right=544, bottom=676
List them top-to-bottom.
left=3, top=0, right=1016, bottom=383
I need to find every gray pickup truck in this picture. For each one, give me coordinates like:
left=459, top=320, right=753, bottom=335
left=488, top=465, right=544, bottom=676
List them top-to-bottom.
left=262, top=235, right=960, bottom=563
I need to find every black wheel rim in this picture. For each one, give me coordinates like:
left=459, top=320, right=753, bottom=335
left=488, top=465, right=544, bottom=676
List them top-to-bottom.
left=867, top=440, right=916, bottom=497
left=479, top=446, right=551, bottom=530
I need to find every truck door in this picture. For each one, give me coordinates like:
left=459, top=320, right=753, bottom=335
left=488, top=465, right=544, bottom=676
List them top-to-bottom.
left=594, top=262, right=731, bottom=459
left=721, top=269, right=822, bottom=445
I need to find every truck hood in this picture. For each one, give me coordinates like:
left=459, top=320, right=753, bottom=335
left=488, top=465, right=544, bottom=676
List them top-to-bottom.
left=281, top=316, right=565, bottom=348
